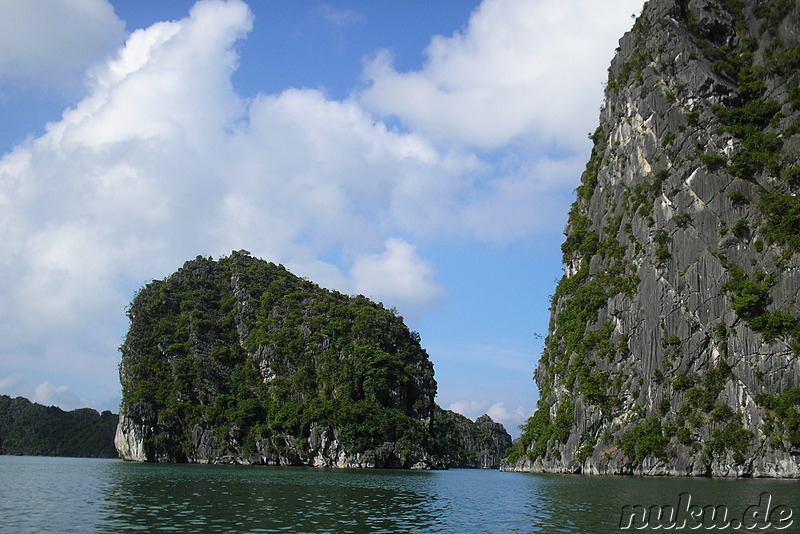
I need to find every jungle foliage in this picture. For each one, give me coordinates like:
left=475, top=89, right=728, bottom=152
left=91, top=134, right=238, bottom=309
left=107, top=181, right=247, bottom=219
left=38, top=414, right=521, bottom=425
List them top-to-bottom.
left=119, top=251, right=436, bottom=457
left=0, top=395, right=118, bottom=457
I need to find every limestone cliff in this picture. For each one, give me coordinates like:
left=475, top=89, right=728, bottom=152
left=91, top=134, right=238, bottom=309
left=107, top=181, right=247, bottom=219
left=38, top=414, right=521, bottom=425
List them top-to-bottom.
left=504, top=0, right=800, bottom=477
left=116, top=251, right=509, bottom=468
left=433, top=409, right=512, bottom=468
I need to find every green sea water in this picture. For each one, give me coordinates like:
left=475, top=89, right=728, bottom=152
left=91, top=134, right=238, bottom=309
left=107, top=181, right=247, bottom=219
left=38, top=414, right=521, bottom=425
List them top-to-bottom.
left=0, top=455, right=797, bottom=533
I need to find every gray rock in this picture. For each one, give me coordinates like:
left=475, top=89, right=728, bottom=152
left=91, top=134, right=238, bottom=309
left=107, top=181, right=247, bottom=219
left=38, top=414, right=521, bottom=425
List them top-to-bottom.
left=503, top=0, right=800, bottom=478
left=433, top=409, right=513, bottom=468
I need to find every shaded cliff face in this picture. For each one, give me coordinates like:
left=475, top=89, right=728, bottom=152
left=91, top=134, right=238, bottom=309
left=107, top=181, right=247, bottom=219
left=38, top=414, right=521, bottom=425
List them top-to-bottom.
left=505, top=0, right=800, bottom=477
left=116, top=251, right=442, bottom=468
left=433, top=409, right=513, bottom=468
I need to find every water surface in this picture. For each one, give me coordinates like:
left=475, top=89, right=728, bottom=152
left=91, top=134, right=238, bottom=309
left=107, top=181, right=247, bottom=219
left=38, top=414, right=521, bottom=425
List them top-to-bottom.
left=0, top=456, right=797, bottom=532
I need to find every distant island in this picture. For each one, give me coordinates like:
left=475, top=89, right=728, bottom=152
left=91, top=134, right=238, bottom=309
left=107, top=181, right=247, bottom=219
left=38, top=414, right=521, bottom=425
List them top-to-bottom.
left=115, top=251, right=511, bottom=468
left=0, top=395, right=118, bottom=458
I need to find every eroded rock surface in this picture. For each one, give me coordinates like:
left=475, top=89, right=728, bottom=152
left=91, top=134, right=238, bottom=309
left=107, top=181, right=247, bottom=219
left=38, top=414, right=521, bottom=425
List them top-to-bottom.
left=503, top=0, right=800, bottom=477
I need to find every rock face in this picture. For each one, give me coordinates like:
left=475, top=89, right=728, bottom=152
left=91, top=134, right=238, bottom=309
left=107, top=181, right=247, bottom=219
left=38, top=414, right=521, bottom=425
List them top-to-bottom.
left=503, top=0, right=800, bottom=477
left=116, top=251, right=509, bottom=468
left=433, top=409, right=513, bottom=468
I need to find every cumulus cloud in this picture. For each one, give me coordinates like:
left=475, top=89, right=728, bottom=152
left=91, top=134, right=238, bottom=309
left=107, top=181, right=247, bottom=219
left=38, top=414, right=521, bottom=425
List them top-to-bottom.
left=0, top=0, right=125, bottom=94
left=0, top=0, right=643, bottom=411
left=0, top=0, right=461, bottom=401
left=357, top=0, right=643, bottom=245
left=360, top=0, right=642, bottom=150
left=218, top=87, right=474, bottom=256
left=460, top=153, right=588, bottom=243
left=350, top=238, right=444, bottom=312
left=32, top=381, right=83, bottom=409
left=449, top=400, right=492, bottom=419
left=485, top=401, right=528, bottom=424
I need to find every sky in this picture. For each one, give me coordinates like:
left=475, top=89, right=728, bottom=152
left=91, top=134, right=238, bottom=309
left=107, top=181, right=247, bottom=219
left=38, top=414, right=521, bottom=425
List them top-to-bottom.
left=0, top=0, right=643, bottom=437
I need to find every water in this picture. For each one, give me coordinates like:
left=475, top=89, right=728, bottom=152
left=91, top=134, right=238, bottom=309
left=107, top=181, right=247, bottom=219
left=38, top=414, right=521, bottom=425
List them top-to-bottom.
left=0, top=456, right=797, bottom=533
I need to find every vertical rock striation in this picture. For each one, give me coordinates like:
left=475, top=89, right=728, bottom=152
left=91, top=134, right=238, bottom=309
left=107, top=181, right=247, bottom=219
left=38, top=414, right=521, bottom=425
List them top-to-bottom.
left=504, top=0, right=800, bottom=477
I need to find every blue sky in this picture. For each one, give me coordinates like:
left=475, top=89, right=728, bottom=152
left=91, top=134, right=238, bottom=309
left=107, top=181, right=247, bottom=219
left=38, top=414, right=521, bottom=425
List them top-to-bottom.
left=0, top=0, right=642, bottom=436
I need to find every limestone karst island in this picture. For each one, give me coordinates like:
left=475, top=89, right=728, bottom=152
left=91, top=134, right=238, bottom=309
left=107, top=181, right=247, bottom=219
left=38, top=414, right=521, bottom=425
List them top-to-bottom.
left=115, top=0, right=800, bottom=478
left=501, top=0, right=800, bottom=477
left=115, top=251, right=511, bottom=468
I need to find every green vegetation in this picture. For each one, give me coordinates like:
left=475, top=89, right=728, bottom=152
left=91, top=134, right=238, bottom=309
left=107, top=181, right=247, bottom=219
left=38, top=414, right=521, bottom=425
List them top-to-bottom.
left=510, top=0, right=800, bottom=471
left=754, top=0, right=796, bottom=36
left=698, top=3, right=799, bottom=205
left=703, top=8, right=800, bottom=355
left=606, top=14, right=654, bottom=93
left=711, top=96, right=783, bottom=180
left=575, top=126, right=607, bottom=206
left=532, top=148, right=640, bottom=440
left=700, top=153, right=728, bottom=172
left=782, top=166, right=800, bottom=187
left=621, top=175, right=665, bottom=228
left=726, top=190, right=750, bottom=206
left=758, top=190, right=800, bottom=254
left=672, top=211, right=692, bottom=227
left=560, top=213, right=597, bottom=261
left=732, top=218, right=750, bottom=239
left=654, top=229, right=671, bottom=264
left=119, top=251, right=437, bottom=459
left=721, top=262, right=800, bottom=341
left=662, top=335, right=682, bottom=362
left=666, top=361, right=755, bottom=463
left=683, top=361, right=733, bottom=413
left=672, top=369, right=695, bottom=391
left=756, top=387, right=800, bottom=450
left=0, top=395, right=117, bottom=457
left=506, top=399, right=574, bottom=463
left=431, top=410, right=511, bottom=467
left=706, top=414, right=753, bottom=464
left=619, top=416, right=670, bottom=464
left=576, top=440, right=596, bottom=463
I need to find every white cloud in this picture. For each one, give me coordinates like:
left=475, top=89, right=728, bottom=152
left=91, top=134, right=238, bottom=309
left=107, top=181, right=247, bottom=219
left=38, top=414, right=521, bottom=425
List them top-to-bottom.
left=0, top=0, right=126, bottom=94
left=0, top=0, right=644, bottom=413
left=0, top=0, right=462, bottom=397
left=0, top=0, right=256, bottom=347
left=357, top=0, right=643, bottom=245
left=360, top=0, right=642, bottom=150
left=0, top=1, right=257, bottom=405
left=319, top=4, right=364, bottom=28
left=218, top=88, right=469, bottom=256
left=460, top=153, right=586, bottom=243
left=350, top=238, right=444, bottom=312
left=0, top=375, right=115, bottom=412
left=32, top=381, right=82, bottom=409
left=449, top=400, right=492, bottom=419
left=486, top=401, right=528, bottom=424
